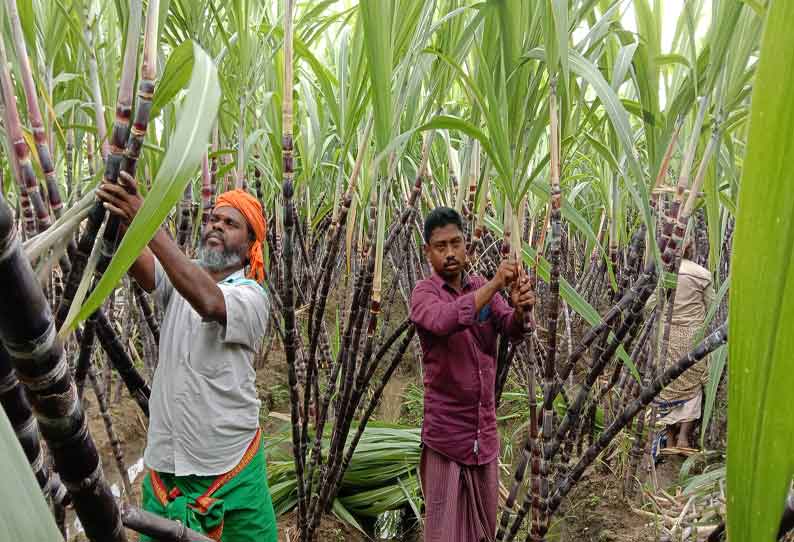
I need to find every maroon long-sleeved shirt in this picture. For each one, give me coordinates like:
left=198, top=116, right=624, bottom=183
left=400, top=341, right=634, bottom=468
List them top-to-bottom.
left=410, top=272, right=524, bottom=466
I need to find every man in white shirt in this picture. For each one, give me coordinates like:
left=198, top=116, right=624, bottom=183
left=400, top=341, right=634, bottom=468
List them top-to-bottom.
left=97, top=171, right=277, bottom=541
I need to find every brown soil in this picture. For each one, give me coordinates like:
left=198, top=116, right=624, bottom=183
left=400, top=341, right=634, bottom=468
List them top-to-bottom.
left=277, top=510, right=368, bottom=542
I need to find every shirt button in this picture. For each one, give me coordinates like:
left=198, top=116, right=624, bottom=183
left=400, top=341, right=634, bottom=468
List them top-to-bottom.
left=477, top=429, right=481, bottom=435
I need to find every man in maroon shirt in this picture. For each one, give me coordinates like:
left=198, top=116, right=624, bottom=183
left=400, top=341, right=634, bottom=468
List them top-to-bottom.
left=410, top=207, right=535, bottom=542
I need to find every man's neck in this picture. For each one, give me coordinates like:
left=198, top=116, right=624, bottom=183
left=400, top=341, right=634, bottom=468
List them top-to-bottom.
left=442, top=271, right=463, bottom=291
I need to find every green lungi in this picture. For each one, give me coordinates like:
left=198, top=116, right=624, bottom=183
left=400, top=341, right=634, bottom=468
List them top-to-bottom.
left=140, top=430, right=277, bottom=542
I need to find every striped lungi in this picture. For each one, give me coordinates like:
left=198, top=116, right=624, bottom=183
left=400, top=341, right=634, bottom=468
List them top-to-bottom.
left=420, top=445, right=498, bottom=542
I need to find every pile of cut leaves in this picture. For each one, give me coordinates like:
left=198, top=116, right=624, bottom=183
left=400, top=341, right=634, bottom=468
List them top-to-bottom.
left=265, top=423, right=423, bottom=534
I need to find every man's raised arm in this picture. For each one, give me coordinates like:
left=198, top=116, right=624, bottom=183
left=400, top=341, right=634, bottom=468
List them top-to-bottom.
left=97, top=172, right=228, bottom=323
left=410, top=262, right=515, bottom=337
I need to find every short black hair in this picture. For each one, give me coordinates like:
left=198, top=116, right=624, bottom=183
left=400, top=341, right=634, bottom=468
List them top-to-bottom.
left=423, top=206, right=463, bottom=244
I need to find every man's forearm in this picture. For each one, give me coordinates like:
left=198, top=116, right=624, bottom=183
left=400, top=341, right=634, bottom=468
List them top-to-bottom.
left=148, top=228, right=226, bottom=322
left=473, top=279, right=501, bottom=313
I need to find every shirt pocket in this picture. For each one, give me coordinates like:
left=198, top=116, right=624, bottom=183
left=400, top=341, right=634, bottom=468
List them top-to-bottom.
left=190, top=321, right=227, bottom=378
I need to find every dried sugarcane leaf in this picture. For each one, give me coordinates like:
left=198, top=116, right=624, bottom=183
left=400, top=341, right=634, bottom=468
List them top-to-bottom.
left=727, top=2, right=794, bottom=540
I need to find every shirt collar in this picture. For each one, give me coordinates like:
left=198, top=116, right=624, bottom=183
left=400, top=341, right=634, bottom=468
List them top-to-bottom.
left=220, top=267, right=246, bottom=284
left=431, top=270, right=472, bottom=293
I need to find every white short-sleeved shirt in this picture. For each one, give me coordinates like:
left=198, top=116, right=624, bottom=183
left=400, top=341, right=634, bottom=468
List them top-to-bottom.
left=143, top=259, right=269, bottom=476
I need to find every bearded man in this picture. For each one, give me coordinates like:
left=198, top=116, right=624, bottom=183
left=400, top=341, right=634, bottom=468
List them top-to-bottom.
left=97, top=171, right=277, bottom=541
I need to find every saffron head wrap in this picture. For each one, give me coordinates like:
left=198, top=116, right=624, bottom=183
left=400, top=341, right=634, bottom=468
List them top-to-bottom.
left=214, top=189, right=267, bottom=283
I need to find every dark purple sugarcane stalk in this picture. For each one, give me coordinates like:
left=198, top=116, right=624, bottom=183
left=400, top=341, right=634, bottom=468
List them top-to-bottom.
left=5, top=0, right=64, bottom=218
left=55, top=0, right=142, bottom=329
left=101, top=0, right=161, bottom=264
left=279, top=2, right=308, bottom=538
left=0, top=39, right=51, bottom=233
left=536, top=76, right=563, bottom=537
left=0, top=87, right=37, bottom=237
left=659, top=99, right=708, bottom=259
left=304, top=122, right=372, bottom=401
left=201, top=152, right=212, bottom=228
left=176, top=182, right=193, bottom=250
left=327, top=189, right=378, bottom=464
left=0, top=193, right=126, bottom=542
left=304, top=248, right=372, bottom=541
left=545, top=277, right=654, bottom=471
left=504, top=280, right=655, bottom=542
left=132, top=281, right=159, bottom=344
left=94, top=310, right=150, bottom=417
left=622, top=316, right=655, bottom=498
left=74, top=319, right=97, bottom=399
left=320, top=320, right=413, bottom=512
left=538, top=324, right=728, bottom=537
left=325, top=325, right=416, bottom=505
left=496, top=344, right=539, bottom=542
left=0, top=346, right=57, bottom=494
left=87, top=355, right=133, bottom=501
left=120, top=503, right=215, bottom=542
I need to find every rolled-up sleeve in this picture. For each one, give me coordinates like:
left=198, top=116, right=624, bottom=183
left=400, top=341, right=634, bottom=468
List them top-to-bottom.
left=410, top=281, right=476, bottom=337
left=218, top=283, right=269, bottom=350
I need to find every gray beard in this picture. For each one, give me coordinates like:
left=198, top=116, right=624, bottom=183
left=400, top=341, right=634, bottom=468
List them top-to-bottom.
left=197, top=244, right=243, bottom=272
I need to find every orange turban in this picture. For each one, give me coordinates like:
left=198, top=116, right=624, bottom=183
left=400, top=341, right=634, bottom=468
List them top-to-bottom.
left=215, top=189, right=267, bottom=283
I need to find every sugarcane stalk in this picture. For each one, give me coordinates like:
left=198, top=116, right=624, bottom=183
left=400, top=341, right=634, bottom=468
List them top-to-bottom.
left=5, top=0, right=65, bottom=219
left=55, top=0, right=142, bottom=329
left=101, top=0, right=160, bottom=265
left=280, top=1, right=308, bottom=538
left=0, top=38, right=51, bottom=233
left=536, top=76, right=563, bottom=538
left=0, top=86, right=37, bottom=238
left=305, top=121, right=372, bottom=399
left=201, top=152, right=212, bottom=227
left=177, top=182, right=193, bottom=250
left=0, top=194, right=126, bottom=541
left=132, top=281, right=160, bottom=344
left=94, top=310, right=150, bottom=417
left=75, top=319, right=97, bottom=399
left=539, top=324, right=728, bottom=535
left=326, top=325, right=416, bottom=504
left=496, top=344, right=539, bottom=542
left=0, top=346, right=54, bottom=493
left=87, top=354, right=133, bottom=502
left=121, top=503, right=215, bottom=542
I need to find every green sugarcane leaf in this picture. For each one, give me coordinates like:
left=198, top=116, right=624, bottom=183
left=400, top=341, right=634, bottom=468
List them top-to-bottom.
left=359, top=0, right=393, bottom=155
left=727, top=2, right=794, bottom=539
left=150, top=39, right=195, bottom=120
left=65, top=41, right=220, bottom=332
left=0, top=408, right=63, bottom=541
left=331, top=499, right=365, bottom=534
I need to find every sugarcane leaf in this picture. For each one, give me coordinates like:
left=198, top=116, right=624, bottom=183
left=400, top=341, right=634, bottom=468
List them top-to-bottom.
left=359, top=0, right=393, bottom=155
left=727, top=2, right=794, bottom=539
left=150, top=39, right=195, bottom=120
left=65, top=41, right=221, bottom=332
left=520, top=47, right=657, bottom=264
left=699, top=343, right=727, bottom=448
left=0, top=408, right=63, bottom=541
left=331, top=498, right=365, bottom=535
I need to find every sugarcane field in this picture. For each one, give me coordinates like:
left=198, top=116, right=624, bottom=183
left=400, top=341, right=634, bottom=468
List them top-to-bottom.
left=2, top=0, right=794, bottom=541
